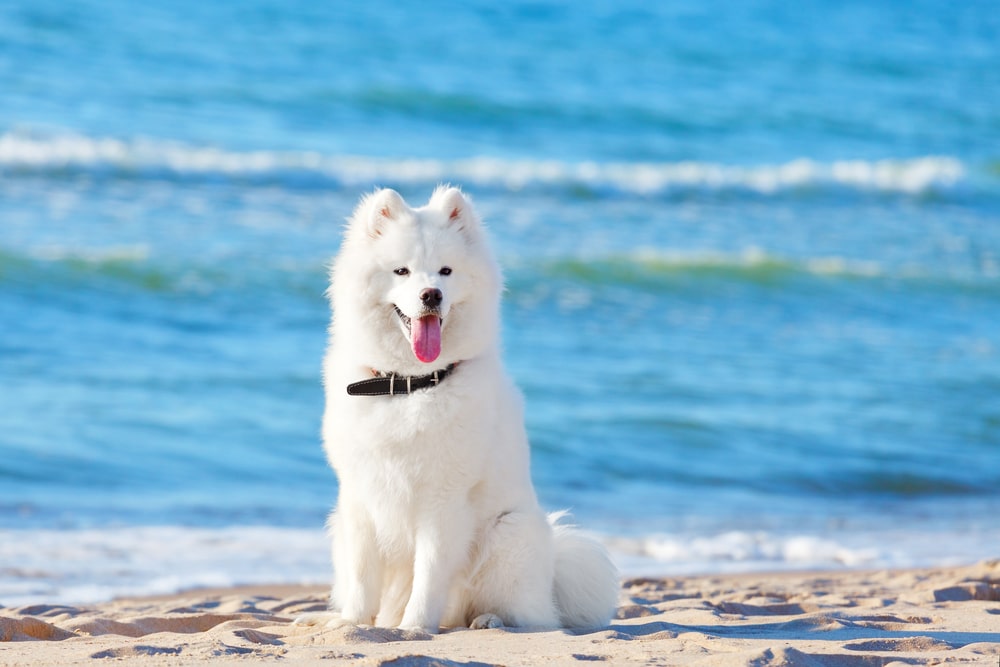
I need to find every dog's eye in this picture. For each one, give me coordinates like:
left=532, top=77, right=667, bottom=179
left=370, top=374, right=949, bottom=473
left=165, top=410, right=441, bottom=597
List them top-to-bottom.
left=393, top=267, right=409, bottom=276
left=439, top=267, right=452, bottom=276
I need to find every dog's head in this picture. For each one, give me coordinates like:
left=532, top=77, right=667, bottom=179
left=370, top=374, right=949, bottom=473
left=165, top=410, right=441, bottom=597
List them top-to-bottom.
left=330, top=186, right=502, bottom=372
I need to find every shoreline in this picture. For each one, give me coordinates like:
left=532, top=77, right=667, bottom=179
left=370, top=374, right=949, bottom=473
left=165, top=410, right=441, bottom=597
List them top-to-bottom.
left=2, top=561, right=998, bottom=666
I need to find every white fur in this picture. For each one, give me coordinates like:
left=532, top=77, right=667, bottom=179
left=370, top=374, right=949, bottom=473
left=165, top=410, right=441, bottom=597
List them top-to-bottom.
left=310, top=186, right=619, bottom=633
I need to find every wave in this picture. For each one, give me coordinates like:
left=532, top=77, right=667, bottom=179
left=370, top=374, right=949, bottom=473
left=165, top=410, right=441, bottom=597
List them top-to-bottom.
left=0, top=129, right=974, bottom=198
left=3, top=245, right=997, bottom=301
left=0, top=246, right=328, bottom=299
left=537, top=248, right=884, bottom=282
left=518, top=249, right=1000, bottom=296
left=2, top=523, right=992, bottom=605
left=0, top=526, right=331, bottom=606
left=606, top=527, right=998, bottom=576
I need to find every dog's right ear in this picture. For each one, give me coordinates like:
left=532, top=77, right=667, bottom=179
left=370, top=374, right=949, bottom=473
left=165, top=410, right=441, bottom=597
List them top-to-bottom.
left=359, top=188, right=406, bottom=239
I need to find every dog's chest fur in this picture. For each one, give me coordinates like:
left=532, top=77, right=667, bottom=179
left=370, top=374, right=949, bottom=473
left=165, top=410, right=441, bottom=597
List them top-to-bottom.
left=333, top=375, right=500, bottom=543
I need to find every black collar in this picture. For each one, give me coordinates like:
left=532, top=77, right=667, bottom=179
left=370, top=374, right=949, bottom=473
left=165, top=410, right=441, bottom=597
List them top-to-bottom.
left=346, top=363, right=458, bottom=396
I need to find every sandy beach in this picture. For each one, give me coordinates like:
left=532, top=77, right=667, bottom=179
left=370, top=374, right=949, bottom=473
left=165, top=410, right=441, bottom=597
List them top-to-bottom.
left=2, top=561, right=997, bottom=666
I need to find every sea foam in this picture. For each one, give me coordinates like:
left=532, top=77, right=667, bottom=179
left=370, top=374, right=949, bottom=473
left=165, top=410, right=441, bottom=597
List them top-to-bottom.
left=0, top=130, right=967, bottom=197
left=1, top=524, right=991, bottom=606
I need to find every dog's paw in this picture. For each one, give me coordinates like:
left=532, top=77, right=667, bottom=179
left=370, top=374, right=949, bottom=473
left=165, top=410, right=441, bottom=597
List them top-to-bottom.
left=397, top=608, right=442, bottom=634
left=292, top=612, right=353, bottom=629
left=292, top=612, right=332, bottom=627
left=470, top=613, right=504, bottom=630
left=323, top=616, right=355, bottom=630
left=398, top=623, right=440, bottom=635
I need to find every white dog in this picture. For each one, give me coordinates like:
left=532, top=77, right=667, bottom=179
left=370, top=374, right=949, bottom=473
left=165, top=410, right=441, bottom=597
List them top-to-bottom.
left=307, top=186, right=618, bottom=633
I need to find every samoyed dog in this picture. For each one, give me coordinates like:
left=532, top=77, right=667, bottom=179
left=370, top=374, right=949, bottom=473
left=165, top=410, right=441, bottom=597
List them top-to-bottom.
left=305, top=186, right=618, bottom=633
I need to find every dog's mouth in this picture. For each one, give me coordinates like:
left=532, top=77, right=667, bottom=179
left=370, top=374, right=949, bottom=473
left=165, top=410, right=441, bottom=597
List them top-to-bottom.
left=394, top=306, right=442, bottom=364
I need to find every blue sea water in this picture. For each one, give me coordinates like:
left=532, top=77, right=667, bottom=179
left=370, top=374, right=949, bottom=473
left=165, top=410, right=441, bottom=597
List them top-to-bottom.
left=1, top=0, right=999, bottom=604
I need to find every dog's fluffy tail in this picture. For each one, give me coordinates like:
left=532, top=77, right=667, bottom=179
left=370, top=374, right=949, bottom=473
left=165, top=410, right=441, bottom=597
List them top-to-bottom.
left=549, top=511, right=620, bottom=629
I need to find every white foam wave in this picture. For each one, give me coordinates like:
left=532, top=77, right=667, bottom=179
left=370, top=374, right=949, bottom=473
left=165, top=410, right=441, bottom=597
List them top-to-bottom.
left=0, top=130, right=966, bottom=196
left=28, top=244, right=151, bottom=264
left=627, top=246, right=887, bottom=278
left=2, top=524, right=993, bottom=606
left=0, top=526, right=331, bottom=607
left=606, top=528, right=996, bottom=577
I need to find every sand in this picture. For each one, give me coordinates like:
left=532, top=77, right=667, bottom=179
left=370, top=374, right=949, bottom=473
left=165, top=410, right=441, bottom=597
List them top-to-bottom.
left=2, top=561, right=998, bottom=666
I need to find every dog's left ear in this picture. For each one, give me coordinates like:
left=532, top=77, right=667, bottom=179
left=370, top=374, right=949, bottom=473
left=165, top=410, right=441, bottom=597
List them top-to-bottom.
left=430, top=186, right=473, bottom=232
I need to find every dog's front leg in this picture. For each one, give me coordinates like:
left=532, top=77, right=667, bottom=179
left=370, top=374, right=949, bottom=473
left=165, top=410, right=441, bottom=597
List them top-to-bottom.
left=398, top=504, right=472, bottom=632
left=331, top=506, right=382, bottom=625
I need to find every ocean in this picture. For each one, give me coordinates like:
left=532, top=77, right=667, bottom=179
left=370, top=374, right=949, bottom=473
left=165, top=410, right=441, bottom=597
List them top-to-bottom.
left=1, top=0, right=998, bottom=605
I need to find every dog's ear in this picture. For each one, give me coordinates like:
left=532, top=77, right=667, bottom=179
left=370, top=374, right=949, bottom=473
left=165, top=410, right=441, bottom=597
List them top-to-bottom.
left=430, top=186, right=472, bottom=232
left=362, top=188, right=406, bottom=239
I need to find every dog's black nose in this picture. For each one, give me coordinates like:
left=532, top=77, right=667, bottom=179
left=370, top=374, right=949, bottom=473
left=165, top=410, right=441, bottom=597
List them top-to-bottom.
left=420, top=288, right=443, bottom=308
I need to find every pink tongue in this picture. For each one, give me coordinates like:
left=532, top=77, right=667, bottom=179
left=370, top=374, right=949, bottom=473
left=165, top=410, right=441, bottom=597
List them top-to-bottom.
left=411, top=315, right=441, bottom=363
